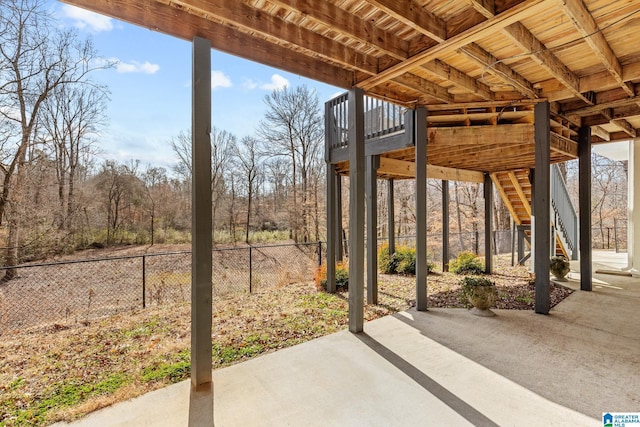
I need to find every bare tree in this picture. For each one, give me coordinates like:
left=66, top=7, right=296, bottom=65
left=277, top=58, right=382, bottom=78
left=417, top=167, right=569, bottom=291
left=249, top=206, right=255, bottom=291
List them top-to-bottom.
left=0, top=0, right=112, bottom=279
left=40, top=83, right=108, bottom=230
left=257, top=85, right=323, bottom=242
left=170, top=127, right=235, bottom=240
left=235, top=136, right=262, bottom=243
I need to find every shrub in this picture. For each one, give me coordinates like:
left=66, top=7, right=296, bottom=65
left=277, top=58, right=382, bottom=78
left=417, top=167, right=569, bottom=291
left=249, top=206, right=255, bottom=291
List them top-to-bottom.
left=378, top=244, right=434, bottom=276
left=378, top=244, right=398, bottom=274
left=395, top=247, right=417, bottom=275
left=449, top=251, right=485, bottom=275
left=314, top=262, right=349, bottom=290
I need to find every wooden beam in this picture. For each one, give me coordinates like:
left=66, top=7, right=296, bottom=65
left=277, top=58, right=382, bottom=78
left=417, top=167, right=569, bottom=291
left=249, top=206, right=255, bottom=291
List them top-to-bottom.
left=61, top=0, right=356, bottom=89
left=167, top=0, right=380, bottom=76
left=268, top=0, right=409, bottom=60
left=359, top=0, right=551, bottom=90
left=368, top=0, right=447, bottom=43
left=464, top=0, right=495, bottom=18
left=557, top=0, right=634, bottom=97
left=502, top=22, right=592, bottom=104
left=459, top=43, right=539, bottom=99
left=421, top=59, right=494, bottom=101
left=541, top=61, right=640, bottom=101
left=393, top=73, right=454, bottom=103
left=563, top=90, right=640, bottom=116
left=581, top=104, right=640, bottom=127
left=610, top=119, right=638, bottom=138
left=428, top=124, right=535, bottom=146
left=590, top=126, right=610, bottom=142
left=550, top=133, right=579, bottom=157
left=378, top=157, right=485, bottom=182
left=428, top=165, right=485, bottom=183
left=508, top=172, right=532, bottom=216
left=491, top=174, right=522, bottom=225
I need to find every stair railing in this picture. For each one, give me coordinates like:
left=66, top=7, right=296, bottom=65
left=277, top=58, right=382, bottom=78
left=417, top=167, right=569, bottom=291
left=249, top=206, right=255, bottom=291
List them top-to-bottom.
left=551, top=164, right=578, bottom=259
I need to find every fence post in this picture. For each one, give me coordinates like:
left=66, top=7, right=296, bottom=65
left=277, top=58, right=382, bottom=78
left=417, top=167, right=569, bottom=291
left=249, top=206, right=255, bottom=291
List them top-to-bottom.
left=318, top=241, right=322, bottom=266
left=249, top=246, right=253, bottom=293
left=142, top=255, right=146, bottom=308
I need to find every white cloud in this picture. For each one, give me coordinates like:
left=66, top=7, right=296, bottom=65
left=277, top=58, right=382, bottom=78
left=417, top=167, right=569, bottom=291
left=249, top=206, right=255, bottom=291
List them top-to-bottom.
left=61, top=5, right=113, bottom=33
left=115, top=60, right=160, bottom=74
left=211, top=70, right=232, bottom=89
left=242, top=74, right=290, bottom=91
left=260, top=74, right=289, bottom=90
left=242, top=79, right=258, bottom=90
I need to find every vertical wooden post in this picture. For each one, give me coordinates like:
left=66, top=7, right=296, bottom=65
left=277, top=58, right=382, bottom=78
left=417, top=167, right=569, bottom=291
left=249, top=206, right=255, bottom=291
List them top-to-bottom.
left=191, top=36, right=213, bottom=388
left=348, top=88, right=365, bottom=333
left=534, top=101, right=551, bottom=314
left=415, top=107, right=428, bottom=311
left=578, top=127, right=592, bottom=291
left=366, top=155, right=379, bottom=304
left=326, top=163, right=337, bottom=293
left=484, top=174, right=493, bottom=274
left=336, top=176, right=344, bottom=261
left=388, top=179, right=395, bottom=255
left=442, top=180, right=449, bottom=271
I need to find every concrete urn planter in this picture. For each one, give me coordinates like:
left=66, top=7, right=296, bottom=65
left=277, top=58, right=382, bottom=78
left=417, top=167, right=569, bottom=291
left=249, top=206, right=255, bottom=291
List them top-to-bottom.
left=550, top=256, right=570, bottom=281
left=460, top=276, right=497, bottom=317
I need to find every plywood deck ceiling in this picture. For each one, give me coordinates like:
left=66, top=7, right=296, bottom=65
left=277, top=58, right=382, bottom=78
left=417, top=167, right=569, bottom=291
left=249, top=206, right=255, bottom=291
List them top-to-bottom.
left=62, top=0, right=640, bottom=171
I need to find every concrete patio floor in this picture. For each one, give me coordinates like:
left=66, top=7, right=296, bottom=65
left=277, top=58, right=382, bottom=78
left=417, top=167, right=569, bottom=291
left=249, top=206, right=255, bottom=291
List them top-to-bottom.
left=53, top=251, right=639, bottom=426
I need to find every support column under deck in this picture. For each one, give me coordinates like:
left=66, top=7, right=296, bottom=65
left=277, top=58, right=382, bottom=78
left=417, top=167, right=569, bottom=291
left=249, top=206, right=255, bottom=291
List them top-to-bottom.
left=191, top=36, right=213, bottom=388
left=348, top=88, right=365, bottom=333
left=534, top=102, right=551, bottom=314
left=415, top=107, right=428, bottom=311
left=578, top=127, right=592, bottom=291
left=628, top=140, right=640, bottom=273
left=366, top=156, right=379, bottom=304
left=326, top=163, right=337, bottom=293
left=484, top=174, right=493, bottom=274
left=336, top=176, right=344, bottom=261
left=388, top=179, right=395, bottom=255
left=442, top=180, right=449, bottom=272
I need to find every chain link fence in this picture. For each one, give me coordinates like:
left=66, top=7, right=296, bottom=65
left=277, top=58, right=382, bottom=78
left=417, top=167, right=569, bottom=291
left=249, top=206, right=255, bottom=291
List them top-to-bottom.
left=0, top=242, right=322, bottom=334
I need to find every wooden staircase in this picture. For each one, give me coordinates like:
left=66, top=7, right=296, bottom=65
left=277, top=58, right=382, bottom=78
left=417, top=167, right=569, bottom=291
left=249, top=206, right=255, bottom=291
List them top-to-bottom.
left=491, top=169, right=570, bottom=258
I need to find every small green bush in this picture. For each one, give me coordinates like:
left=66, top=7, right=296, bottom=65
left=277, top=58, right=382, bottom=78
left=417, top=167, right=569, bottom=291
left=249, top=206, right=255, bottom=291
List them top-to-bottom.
left=378, top=244, right=434, bottom=276
left=378, top=244, right=399, bottom=274
left=449, top=251, right=485, bottom=275
left=315, top=262, right=349, bottom=290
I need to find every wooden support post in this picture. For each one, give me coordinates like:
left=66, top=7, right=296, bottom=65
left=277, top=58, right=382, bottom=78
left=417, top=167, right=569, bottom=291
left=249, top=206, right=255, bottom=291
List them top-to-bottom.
left=191, top=36, right=213, bottom=388
left=348, top=88, right=365, bottom=333
left=534, top=101, right=551, bottom=314
left=415, top=107, right=428, bottom=311
left=578, top=127, right=592, bottom=291
left=366, top=155, right=379, bottom=304
left=326, top=163, right=337, bottom=293
left=484, top=174, right=493, bottom=274
left=336, top=176, right=344, bottom=261
left=388, top=179, right=395, bottom=255
left=442, top=180, right=449, bottom=272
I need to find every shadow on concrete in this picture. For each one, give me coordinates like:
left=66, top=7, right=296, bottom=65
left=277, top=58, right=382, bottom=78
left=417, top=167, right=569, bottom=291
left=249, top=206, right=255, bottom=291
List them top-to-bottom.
left=354, top=332, right=499, bottom=427
left=189, top=382, right=213, bottom=426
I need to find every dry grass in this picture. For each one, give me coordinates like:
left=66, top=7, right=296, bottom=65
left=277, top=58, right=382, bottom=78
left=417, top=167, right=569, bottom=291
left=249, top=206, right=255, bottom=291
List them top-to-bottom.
left=0, top=257, right=572, bottom=426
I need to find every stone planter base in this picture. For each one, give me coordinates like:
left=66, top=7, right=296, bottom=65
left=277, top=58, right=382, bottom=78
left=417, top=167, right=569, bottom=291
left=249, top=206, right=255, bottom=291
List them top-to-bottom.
left=470, top=307, right=496, bottom=317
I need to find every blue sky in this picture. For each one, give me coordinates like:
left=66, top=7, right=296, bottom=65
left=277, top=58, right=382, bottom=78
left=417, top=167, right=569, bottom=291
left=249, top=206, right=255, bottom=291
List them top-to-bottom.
left=52, top=2, right=342, bottom=170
